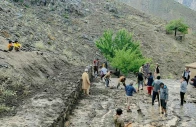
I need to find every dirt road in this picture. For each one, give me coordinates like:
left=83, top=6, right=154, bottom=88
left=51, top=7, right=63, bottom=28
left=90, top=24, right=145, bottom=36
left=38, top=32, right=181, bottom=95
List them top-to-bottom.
left=68, top=78, right=196, bottom=127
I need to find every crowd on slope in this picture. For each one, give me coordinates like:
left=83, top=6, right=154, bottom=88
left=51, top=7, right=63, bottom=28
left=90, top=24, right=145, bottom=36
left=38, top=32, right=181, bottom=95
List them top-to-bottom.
left=81, top=58, right=196, bottom=127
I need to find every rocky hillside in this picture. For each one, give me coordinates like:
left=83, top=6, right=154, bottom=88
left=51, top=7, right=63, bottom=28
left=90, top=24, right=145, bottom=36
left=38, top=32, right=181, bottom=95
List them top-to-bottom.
left=0, top=0, right=196, bottom=126
left=118, top=0, right=196, bottom=31
left=175, top=0, right=196, bottom=11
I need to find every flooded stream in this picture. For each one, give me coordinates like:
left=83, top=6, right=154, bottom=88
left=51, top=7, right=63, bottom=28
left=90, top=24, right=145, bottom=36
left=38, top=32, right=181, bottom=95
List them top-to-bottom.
left=68, top=78, right=196, bottom=127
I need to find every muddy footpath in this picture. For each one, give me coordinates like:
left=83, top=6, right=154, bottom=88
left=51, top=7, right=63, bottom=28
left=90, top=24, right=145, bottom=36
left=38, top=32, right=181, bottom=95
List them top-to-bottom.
left=68, top=78, right=196, bottom=127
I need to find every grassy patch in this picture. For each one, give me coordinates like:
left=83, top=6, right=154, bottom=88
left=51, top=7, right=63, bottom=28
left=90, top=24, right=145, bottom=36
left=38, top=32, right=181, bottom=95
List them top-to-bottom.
left=0, top=105, right=11, bottom=114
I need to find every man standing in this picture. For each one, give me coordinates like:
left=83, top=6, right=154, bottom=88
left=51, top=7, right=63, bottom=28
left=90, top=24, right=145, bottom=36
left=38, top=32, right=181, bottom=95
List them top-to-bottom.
left=93, top=58, right=99, bottom=78
left=143, top=63, right=149, bottom=84
left=154, top=63, right=160, bottom=78
left=139, top=64, right=144, bottom=74
left=100, top=65, right=107, bottom=80
left=182, top=67, right=191, bottom=84
left=82, top=69, right=91, bottom=95
left=103, top=71, right=111, bottom=87
left=137, top=72, right=144, bottom=91
left=147, top=72, right=153, bottom=96
left=117, top=76, right=126, bottom=89
left=152, top=76, right=161, bottom=105
left=180, top=76, right=188, bottom=106
left=123, top=81, right=137, bottom=112
left=160, top=82, right=168, bottom=117
left=114, top=108, right=124, bottom=127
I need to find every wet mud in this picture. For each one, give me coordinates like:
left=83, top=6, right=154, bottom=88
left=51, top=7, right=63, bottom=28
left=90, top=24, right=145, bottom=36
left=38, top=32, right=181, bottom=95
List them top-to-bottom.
left=68, top=78, right=196, bottom=127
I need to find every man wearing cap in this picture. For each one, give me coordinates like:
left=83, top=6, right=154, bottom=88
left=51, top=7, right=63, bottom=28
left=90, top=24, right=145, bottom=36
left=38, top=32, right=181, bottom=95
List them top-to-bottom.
left=82, top=69, right=91, bottom=95
left=123, top=81, right=137, bottom=112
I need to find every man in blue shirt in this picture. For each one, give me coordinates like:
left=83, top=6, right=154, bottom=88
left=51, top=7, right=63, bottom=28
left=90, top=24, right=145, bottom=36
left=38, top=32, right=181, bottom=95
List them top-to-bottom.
left=123, top=81, right=137, bottom=112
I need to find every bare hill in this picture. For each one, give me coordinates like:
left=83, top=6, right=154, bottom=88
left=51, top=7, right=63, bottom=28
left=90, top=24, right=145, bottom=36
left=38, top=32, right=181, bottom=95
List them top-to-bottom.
left=118, top=0, right=196, bottom=31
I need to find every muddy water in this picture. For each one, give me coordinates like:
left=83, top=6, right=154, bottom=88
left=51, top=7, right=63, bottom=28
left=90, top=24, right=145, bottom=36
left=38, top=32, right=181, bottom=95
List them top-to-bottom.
left=68, top=78, right=196, bottom=127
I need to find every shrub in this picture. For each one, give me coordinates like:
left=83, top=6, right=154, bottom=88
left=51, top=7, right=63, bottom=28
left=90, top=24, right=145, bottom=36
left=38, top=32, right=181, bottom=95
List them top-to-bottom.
left=0, top=104, right=11, bottom=114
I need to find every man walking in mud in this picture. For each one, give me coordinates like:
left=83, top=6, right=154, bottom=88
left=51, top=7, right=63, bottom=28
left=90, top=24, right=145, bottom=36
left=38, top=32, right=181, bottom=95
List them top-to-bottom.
left=93, top=58, right=99, bottom=78
left=144, top=63, right=150, bottom=85
left=154, top=63, right=160, bottom=78
left=82, top=69, right=91, bottom=95
left=103, top=71, right=112, bottom=87
left=137, top=72, right=144, bottom=91
left=152, top=76, right=161, bottom=105
left=180, top=76, right=188, bottom=106
left=123, top=81, right=137, bottom=112
left=160, top=82, right=168, bottom=117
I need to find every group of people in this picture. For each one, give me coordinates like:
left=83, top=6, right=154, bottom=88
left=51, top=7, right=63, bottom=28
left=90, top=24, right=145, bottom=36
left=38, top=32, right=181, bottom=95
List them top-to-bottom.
left=7, top=40, right=22, bottom=52
left=81, top=59, right=196, bottom=127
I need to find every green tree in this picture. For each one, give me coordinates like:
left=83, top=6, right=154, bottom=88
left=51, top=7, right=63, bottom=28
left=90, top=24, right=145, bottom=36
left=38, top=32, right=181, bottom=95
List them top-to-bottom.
left=166, top=19, right=189, bottom=36
left=96, top=29, right=150, bottom=75
left=96, top=29, right=140, bottom=60
left=96, top=30, right=114, bottom=60
left=110, top=47, right=150, bottom=75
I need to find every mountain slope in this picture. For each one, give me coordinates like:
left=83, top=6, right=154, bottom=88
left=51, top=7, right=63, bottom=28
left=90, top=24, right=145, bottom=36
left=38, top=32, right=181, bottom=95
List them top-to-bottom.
left=117, top=0, right=196, bottom=31
left=175, top=0, right=196, bottom=11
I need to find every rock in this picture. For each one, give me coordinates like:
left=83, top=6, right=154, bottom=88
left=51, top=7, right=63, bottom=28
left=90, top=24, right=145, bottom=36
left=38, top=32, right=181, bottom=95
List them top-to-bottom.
left=105, top=3, right=118, bottom=14
left=0, top=7, right=4, bottom=12
left=48, top=34, right=55, bottom=40
left=0, top=64, right=8, bottom=68
left=92, top=102, right=104, bottom=110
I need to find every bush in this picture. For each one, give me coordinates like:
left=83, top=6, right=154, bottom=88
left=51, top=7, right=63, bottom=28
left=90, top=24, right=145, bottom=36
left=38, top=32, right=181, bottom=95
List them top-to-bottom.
left=0, top=104, right=11, bottom=114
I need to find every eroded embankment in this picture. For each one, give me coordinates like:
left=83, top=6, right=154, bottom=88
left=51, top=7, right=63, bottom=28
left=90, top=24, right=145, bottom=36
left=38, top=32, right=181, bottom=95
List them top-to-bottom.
left=0, top=66, right=93, bottom=127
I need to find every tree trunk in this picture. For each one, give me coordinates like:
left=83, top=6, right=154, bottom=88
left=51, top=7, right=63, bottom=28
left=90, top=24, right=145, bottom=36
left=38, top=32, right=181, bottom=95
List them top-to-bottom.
left=174, top=28, right=177, bottom=37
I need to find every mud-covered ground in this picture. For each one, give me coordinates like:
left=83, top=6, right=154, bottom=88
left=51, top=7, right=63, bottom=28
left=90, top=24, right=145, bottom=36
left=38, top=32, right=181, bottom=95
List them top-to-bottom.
left=68, top=78, right=196, bottom=127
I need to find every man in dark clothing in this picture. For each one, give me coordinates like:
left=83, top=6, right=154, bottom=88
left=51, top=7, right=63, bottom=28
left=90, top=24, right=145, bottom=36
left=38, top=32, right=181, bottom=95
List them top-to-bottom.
left=93, top=58, right=99, bottom=78
left=154, top=63, right=160, bottom=78
left=182, top=67, right=191, bottom=84
left=137, top=72, right=144, bottom=91
left=147, top=72, right=153, bottom=96
left=152, top=76, right=161, bottom=105
left=190, top=76, right=196, bottom=87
